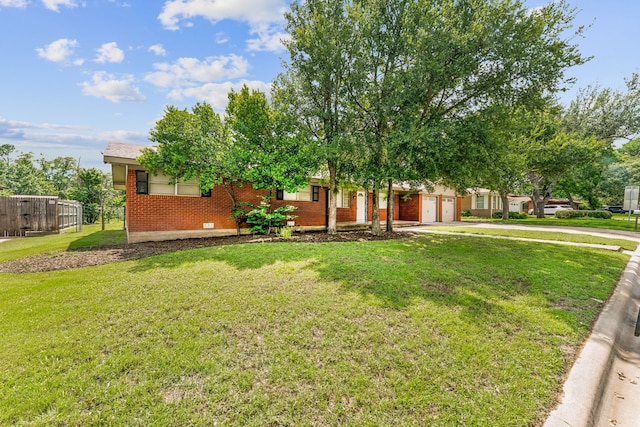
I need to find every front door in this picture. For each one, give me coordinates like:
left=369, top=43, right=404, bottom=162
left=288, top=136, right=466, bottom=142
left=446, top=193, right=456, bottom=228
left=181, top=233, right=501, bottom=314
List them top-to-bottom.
left=356, top=191, right=366, bottom=223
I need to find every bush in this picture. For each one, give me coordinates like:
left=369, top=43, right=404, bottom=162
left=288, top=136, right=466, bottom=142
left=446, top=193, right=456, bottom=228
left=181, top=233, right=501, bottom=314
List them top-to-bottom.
left=245, top=196, right=298, bottom=235
left=461, top=210, right=472, bottom=217
left=555, top=210, right=612, bottom=219
left=492, top=211, right=528, bottom=219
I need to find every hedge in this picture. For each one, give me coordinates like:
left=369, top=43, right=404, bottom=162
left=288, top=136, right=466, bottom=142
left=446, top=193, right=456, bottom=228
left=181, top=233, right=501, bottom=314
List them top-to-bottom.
left=555, top=210, right=612, bottom=219
left=492, top=211, right=529, bottom=219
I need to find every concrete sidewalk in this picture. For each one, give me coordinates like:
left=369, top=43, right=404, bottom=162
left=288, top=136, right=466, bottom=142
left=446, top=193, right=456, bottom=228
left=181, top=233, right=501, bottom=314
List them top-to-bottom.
left=404, top=224, right=640, bottom=426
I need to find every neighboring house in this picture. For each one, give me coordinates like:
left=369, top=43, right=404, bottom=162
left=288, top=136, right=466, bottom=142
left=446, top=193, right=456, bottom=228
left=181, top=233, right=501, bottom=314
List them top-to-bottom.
left=103, top=142, right=462, bottom=243
left=460, top=189, right=531, bottom=217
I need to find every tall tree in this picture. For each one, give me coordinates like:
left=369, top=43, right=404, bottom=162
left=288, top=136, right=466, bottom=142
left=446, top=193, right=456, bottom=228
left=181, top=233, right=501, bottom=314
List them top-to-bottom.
left=276, top=0, right=358, bottom=234
left=280, top=0, right=584, bottom=233
left=521, top=108, right=606, bottom=217
left=39, top=156, right=78, bottom=198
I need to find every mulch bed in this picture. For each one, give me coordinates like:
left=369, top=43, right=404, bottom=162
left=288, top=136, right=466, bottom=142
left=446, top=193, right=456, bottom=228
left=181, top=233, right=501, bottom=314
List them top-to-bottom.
left=0, top=230, right=415, bottom=274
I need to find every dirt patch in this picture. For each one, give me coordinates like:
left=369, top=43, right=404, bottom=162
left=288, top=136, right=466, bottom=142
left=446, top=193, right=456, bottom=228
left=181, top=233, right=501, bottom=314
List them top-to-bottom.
left=0, top=230, right=415, bottom=274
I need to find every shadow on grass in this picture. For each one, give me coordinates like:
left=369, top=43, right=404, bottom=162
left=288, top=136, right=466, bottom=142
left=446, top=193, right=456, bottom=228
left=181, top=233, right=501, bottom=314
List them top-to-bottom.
left=67, top=229, right=126, bottom=250
left=123, top=235, right=621, bottom=333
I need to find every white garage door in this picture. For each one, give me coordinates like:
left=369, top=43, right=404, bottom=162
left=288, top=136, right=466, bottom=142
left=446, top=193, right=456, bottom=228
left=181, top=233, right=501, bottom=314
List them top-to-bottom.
left=421, top=195, right=437, bottom=223
left=441, top=197, right=455, bottom=222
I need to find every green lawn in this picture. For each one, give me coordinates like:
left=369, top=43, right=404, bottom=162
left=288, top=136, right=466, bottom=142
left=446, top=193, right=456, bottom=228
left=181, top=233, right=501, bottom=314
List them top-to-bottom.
left=463, top=216, right=640, bottom=232
left=0, top=222, right=125, bottom=263
left=430, top=226, right=639, bottom=251
left=0, top=231, right=629, bottom=426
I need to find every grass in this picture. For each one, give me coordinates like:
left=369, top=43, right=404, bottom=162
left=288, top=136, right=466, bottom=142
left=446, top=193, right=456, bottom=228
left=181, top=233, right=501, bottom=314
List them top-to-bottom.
left=462, top=215, right=640, bottom=232
left=0, top=222, right=125, bottom=263
left=430, top=226, right=639, bottom=251
left=0, top=231, right=629, bottom=426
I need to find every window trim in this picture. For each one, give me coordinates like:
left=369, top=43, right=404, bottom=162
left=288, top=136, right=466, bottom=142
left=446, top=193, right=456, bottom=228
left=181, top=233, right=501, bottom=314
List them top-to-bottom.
left=136, top=171, right=149, bottom=195
left=312, top=185, right=320, bottom=202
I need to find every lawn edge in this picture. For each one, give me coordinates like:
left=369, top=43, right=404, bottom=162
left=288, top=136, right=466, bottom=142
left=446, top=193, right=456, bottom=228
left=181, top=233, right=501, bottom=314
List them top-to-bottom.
left=543, top=248, right=640, bottom=426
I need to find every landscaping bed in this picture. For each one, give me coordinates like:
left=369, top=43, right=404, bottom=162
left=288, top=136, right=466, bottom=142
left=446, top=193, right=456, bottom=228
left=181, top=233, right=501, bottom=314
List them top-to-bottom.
left=0, top=230, right=410, bottom=273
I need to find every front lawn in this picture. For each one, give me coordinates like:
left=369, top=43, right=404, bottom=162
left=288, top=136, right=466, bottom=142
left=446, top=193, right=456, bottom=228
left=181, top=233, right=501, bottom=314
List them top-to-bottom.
left=463, top=216, right=640, bottom=232
left=0, top=222, right=125, bottom=263
left=430, top=226, right=639, bottom=251
left=0, top=233, right=628, bottom=425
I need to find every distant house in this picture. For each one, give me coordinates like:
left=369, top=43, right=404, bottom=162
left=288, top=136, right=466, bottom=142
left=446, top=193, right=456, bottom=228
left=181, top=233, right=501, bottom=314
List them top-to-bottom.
left=103, top=142, right=462, bottom=243
left=460, top=189, right=531, bottom=217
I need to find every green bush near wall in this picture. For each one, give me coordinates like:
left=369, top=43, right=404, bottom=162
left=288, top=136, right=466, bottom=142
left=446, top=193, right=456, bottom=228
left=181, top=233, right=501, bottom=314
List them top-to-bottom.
left=555, top=210, right=612, bottom=219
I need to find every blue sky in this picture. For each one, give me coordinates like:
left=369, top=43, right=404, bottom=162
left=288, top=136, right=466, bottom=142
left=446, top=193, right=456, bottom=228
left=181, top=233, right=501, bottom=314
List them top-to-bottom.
left=0, top=0, right=638, bottom=171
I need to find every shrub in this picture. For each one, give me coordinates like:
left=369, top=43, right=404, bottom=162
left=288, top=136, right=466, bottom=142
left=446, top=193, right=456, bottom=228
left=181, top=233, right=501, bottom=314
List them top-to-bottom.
left=245, top=196, right=298, bottom=235
left=461, top=210, right=472, bottom=217
left=555, top=210, right=612, bottom=219
left=492, top=211, right=528, bottom=219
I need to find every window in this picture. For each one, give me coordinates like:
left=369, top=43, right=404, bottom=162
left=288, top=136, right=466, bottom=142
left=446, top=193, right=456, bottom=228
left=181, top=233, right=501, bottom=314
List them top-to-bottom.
left=136, top=171, right=148, bottom=194
left=145, top=172, right=202, bottom=197
left=276, top=186, right=314, bottom=201
left=312, top=186, right=320, bottom=202
left=336, top=188, right=351, bottom=208
left=378, top=192, right=387, bottom=209
left=475, top=195, right=485, bottom=209
left=492, top=195, right=501, bottom=210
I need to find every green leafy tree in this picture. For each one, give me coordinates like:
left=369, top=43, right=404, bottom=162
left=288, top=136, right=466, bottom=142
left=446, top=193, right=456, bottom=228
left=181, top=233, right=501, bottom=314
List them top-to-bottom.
left=276, top=0, right=358, bottom=234
left=279, top=0, right=584, bottom=233
left=520, top=108, right=606, bottom=217
left=6, top=152, right=55, bottom=196
left=39, top=156, right=78, bottom=198
left=68, top=168, right=113, bottom=227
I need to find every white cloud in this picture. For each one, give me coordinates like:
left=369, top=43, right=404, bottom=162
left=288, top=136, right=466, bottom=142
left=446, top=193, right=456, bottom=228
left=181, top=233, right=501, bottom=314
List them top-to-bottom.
left=0, top=0, right=27, bottom=7
left=42, top=0, right=78, bottom=12
left=158, top=0, right=286, bottom=30
left=246, top=24, right=289, bottom=52
left=215, top=32, right=228, bottom=44
left=36, top=38, right=79, bottom=63
left=94, top=42, right=125, bottom=63
left=148, top=44, right=167, bottom=56
left=144, top=54, right=249, bottom=88
left=80, top=72, right=146, bottom=103
left=168, top=80, right=271, bottom=111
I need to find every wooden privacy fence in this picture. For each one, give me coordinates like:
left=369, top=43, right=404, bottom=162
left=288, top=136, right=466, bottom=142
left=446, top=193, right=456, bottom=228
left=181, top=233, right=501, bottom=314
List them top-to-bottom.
left=0, top=196, right=83, bottom=237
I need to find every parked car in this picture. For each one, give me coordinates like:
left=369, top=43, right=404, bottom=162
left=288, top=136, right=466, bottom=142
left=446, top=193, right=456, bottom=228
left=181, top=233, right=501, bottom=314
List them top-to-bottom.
left=544, top=204, right=573, bottom=215
left=603, top=205, right=627, bottom=214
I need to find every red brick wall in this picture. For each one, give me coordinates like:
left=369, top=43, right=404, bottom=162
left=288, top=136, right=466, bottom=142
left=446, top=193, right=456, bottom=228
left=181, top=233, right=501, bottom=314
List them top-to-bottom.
left=126, top=170, right=331, bottom=232
left=336, top=191, right=357, bottom=222
left=367, top=193, right=400, bottom=221
left=399, top=193, right=419, bottom=221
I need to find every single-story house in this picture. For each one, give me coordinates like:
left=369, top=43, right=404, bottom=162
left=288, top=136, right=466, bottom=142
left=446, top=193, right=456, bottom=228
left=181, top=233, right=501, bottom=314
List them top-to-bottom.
left=103, top=142, right=462, bottom=243
left=460, top=188, right=531, bottom=217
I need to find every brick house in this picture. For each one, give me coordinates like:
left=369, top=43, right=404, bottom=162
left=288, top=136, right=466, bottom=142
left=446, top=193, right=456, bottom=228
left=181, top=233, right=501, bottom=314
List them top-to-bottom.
left=103, top=142, right=461, bottom=242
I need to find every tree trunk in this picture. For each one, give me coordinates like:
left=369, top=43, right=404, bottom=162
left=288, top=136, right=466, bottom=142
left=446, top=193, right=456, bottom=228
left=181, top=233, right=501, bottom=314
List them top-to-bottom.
left=327, top=161, right=338, bottom=235
left=386, top=179, right=394, bottom=233
left=371, top=184, right=381, bottom=235
left=499, top=190, right=510, bottom=220
left=566, top=192, right=575, bottom=210
left=101, top=203, right=105, bottom=231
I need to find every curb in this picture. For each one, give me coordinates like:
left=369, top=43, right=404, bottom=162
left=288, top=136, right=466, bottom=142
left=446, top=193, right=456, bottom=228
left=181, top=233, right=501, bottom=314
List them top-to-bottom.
left=543, top=249, right=640, bottom=426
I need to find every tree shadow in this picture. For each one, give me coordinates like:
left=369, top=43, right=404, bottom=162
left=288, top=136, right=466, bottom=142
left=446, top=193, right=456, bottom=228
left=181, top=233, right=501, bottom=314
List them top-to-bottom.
left=67, top=229, right=126, bottom=250
left=123, top=235, right=609, bottom=333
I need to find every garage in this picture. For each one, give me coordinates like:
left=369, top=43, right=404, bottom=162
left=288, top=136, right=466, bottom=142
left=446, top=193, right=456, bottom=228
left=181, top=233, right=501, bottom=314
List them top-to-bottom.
left=421, top=195, right=438, bottom=223
left=441, top=197, right=455, bottom=222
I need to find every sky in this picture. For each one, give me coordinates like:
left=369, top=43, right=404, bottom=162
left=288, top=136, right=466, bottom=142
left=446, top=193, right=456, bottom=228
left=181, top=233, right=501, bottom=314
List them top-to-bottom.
left=0, top=0, right=639, bottom=172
